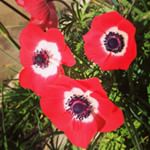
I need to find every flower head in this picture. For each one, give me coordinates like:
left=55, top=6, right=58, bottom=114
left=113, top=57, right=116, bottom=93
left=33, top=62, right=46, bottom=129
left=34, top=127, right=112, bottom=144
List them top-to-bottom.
left=16, top=0, right=58, bottom=30
left=83, top=11, right=136, bottom=70
left=19, top=23, right=75, bottom=95
left=40, top=76, right=124, bottom=148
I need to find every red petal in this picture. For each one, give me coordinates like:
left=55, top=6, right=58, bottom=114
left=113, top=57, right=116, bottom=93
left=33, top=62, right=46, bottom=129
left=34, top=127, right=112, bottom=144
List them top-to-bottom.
left=23, top=0, right=58, bottom=29
left=24, top=0, right=48, bottom=20
left=46, top=1, right=58, bottom=28
left=29, top=3, right=58, bottom=29
left=91, top=11, right=123, bottom=32
left=118, top=18, right=136, bottom=37
left=19, top=23, right=44, bottom=67
left=45, top=28, right=76, bottom=66
left=83, top=30, right=109, bottom=67
left=101, top=38, right=137, bottom=70
left=123, top=38, right=137, bottom=68
left=61, top=44, right=76, bottom=66
left=20, top=47, right=33, bottom=67
left=19, top=67, right=59, bottom=96
left=19, top=67, right=34, bottom=90
left=33, top=74, right=55, bottom=96
left=41, top=75, right=107, bottom=98
left=40, top=76, right=76, bottom=97
left=78, top=77, right=107, bottom=98
left=40, top=86, right=73, bottom=131
left=90, top=91, right=124, bottom=132
left=91, top=93, right=124, bottom=131
left=100, top=106, right=124, bottom=132
left=64, top=115, right=105, bottom=148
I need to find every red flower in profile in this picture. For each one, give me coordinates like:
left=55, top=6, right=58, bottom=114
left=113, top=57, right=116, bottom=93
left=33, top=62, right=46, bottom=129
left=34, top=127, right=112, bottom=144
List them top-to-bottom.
left=16, top=0, right=58, bottom=30
left=83, top=11, right=136, bottom=70
left=19, top=23, right=75, bottom=95
left=40, top=76, right=124, bottom=148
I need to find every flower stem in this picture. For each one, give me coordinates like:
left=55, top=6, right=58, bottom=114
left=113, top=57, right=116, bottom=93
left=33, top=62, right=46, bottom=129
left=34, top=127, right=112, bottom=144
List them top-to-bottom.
left=0, top=0, right=29, bottom=20
left=120, top=0, right=144, bottom=18
left=140, top=0, right=148, bottom=11
left=0, top=22, right=20, bottom=50
left=1, top=84, right=9, bottom=150
left=125, top=109, right=143, bottom=150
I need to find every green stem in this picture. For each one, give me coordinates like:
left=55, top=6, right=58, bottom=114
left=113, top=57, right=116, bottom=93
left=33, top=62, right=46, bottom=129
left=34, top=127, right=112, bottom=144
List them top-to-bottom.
left=1, top=0, right=29, bottom=20
left=120, top=0, right=144, bottom=16
left=124, top=0, right=136, bottom=18
left=140, top=0, right=148, bottom=11
left=0, top=22, right=20, bottom=50
left=7, top=34, right=20, bottom=49
left=74, top=53, right=92, bottom=68
left=1, top=84, right=9, bottom=150
left=129, top=107, right=150, bottom=133
left=125, top=110, right=143, bottom=150
left=88, top=133, right=104, bottom=150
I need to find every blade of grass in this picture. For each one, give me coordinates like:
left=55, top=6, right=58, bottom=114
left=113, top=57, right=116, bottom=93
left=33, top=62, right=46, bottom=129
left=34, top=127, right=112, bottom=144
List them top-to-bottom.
left=0, top=0, right=29, bottom=20
left=120, top=0, right=144, bottom=17
left=140, top=0, right=148, bottom=11
left=0, top=22, right=20, bottom=50
left=1, top=83, right=8, bottom=150
left=129, top=106, right=150, bottom=133
left=125, top=110, right=143, bottom=150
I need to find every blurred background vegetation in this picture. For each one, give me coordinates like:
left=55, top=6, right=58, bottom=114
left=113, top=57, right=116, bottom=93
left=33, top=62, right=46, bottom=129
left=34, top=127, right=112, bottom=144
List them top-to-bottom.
left=0, top=0, right=150, bottom=149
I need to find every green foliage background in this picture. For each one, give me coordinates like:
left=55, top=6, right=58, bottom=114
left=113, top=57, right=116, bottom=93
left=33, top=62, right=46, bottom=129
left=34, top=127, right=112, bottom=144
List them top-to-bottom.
left=0, top=0, right=150, bottom=149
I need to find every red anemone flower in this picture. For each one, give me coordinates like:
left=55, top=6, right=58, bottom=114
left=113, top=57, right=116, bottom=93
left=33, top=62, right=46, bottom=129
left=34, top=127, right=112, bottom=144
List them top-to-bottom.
left=16, top=0, right=58, bottom=30
left=83, top=11, right=136, bottom=70
left=19, top=23, right=75, bottom=95
left=40, top=75, right=124, bottom=148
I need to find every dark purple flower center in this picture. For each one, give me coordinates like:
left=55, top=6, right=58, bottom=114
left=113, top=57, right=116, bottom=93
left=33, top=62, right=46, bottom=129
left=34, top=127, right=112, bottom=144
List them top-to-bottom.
left=104, top=32, right=124, bottom=53
left=33, top=49, right=49, bottom=68
left=66, top=95, right=92, bottom=120
left=73, top=102, right=87, bottom=114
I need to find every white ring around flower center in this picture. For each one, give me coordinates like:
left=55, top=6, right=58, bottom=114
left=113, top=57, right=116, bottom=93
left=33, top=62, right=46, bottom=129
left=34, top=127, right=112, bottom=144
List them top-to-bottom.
left=100, top=26, right=128, bottom=56
left=32, top=40, right=62, bottom=78
left=64, top=87, right=99, bottom=123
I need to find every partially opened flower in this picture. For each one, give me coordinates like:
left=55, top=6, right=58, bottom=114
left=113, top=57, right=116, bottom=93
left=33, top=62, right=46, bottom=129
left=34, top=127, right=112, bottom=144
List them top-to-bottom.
left=16, top=0, right=58, bottom=30
left=83, top=11, right=136, bottom=70
left=19, top=23, right=75, bottom=95
left=40, top=76, right=124, bottom=148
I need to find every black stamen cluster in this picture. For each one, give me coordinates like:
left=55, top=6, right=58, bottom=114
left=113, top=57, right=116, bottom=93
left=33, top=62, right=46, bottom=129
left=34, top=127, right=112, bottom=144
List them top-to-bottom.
left=104, top=32, right=124, bottom=53
left=33, top=49, right=49, bottom=68
left=66, top=95, right=92, bottom=121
